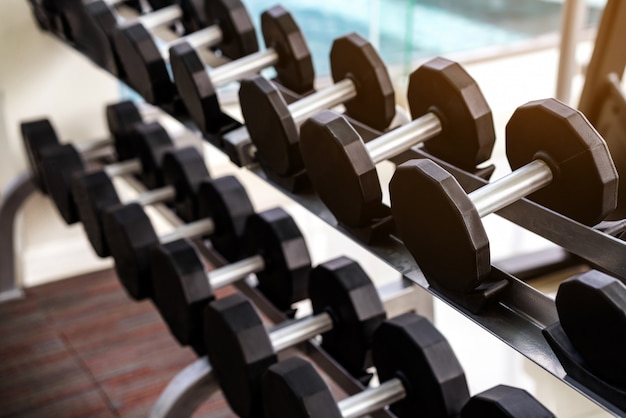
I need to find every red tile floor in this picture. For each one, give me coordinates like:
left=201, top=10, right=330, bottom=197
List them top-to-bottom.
left=0, top=269, right=235, bottom=417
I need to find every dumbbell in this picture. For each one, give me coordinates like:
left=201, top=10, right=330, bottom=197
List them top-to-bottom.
left=35, top=0, right=155, bottom=69
left=81, top=0, right=176, bottom=76
left=113, top=0, right=257, bottom=106
left=172, top=5, right=315, bottom=134
left=239, top=32, right=394, bottom=178
left=299, top=57, right=495, bottom=229
left=389, top=98, right=619, bottom=294
left=21, top=100, right=158, bottom=195
left=37, top=116, right=187, bottom=225
left=72, top=138, right=207, bottom=258
left=102, top=170, right=254, bottom=300
left=150, top=206, right=311, bottom=354
left=205, top=256, right=404, bottom=417
left=552, top=270, right=626, bottom=387
left=262, top=312, right=469, bottom=418
left=264, top=315, right=554, bottom=418
left=265, top=358, right=553, bottom=418
left=461, top=385, right=555, bottom=417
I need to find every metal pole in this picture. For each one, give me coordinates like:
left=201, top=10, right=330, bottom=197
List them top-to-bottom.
left=137, top=4, right=181, bottom=30
left=182, top=25, right=223, bottom=51
left=208, top=49, right=280, bottom=87
left=288, top=78, right=356, bottom=125
left=366, top=112, right=441, bottom=164
left=75, top=137, right=113, bottom=155
left=104, top=158, right=142, bottom=177
left=470, top=159, right=553, bottom=218
left=132, top=185, right=176, bottom=206
left=160, top=218, right=215, bottom=244
left=207, top=255, right=265, bottom=289
left=269, top=312, right=334, bottom=353
left=338, top=378, right=406, bottom=418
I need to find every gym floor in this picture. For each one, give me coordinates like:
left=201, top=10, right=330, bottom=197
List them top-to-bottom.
left=0, top=269, right=231, bottom=417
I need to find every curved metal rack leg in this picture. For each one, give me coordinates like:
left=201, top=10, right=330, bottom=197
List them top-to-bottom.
left=0, top=171, right=37, bottom=302
left=150, top=356, right=219, bottom=418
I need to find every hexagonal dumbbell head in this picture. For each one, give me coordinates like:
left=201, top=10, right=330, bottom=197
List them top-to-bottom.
left=83, top=0, right=127, bottom=77
left=169, top=0, right=258, bottom=134
left=205, top=0, right=258, bottom=59
left=261, top=5, right=314, bottom=95
left=113, top=23, right=174, bottom=105
left=330, top=33, right=395, bottom=131
left=169, top=41, right=229, bottom=135
left=408, top=57, right=495, bottom=170
left=239, top=75, right=302, bottom=176
left=506, top=98, right=618, bottom=226
left=105, top=100, right=146, bottom=161
left=300, top=111, right=390, bottom=227
left=21, top=118, right=60, bottom=193
left=128, top=121, right=176, bottom=189
left=39, top=144, right=89, bottom=224
left=160, top=146, right=211, bottom=222
left=390, top=158, right=490, bottom=293
left=72, top=170, right=123, bottom=257
left=196, top=175, right=254, bottom=261
left=103, top=202, right=160, bottom=299
left=242, top=207, right=312, bottom=310
left=150, top=238, right=214, bottom=354
left=309, top=256, right=386, bottom=377
left=555, top=270, right=626, bottom=387
left=204, top=293, right=277, bottom=418
left=373, top=313, right=469, bottom=417
left=262, top=356, right=343, bottom=418
left=461, top=385, right=554, bottom=417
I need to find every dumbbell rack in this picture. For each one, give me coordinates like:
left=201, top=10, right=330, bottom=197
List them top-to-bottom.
left=5, top=4, right=626, bottom=416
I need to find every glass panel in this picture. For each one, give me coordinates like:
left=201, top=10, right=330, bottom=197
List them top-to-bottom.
left=243, top=0, right=607, bottom=78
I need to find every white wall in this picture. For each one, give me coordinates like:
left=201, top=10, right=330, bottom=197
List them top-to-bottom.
left=0, top=0, right=122, bottom=285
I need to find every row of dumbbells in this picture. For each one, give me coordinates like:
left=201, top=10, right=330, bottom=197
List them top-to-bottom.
left=24, top=0, right=626, bottom=412
left=29, top=0, right=316, bottom=130
left=29, top=0, right=621, bottom=276
left=20, top=101, right=558, bottom=417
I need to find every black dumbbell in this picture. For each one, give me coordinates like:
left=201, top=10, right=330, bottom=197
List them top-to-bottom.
left=26, top=0, right=57, bottom=33
left=36, top=0, right=149, bottom=69
left=81, top=0, right=175, bottom=76
left=113, top=0, right=257, bottom=106
left=172, top=5, right=315, bottom=134
left=239, top=32, right=394, bottom=178
left=300, top=57, right=495, bottom=229
left=390, top=98, right=619, bottom=294
left=21, top=100, right=158, bottom=194
left=37, top=117, right=187, bottom=225
left=72, top=138, right=206, bottom=258
left=102, top=171, right=253, bottom=300
left=150, top=206, right=311, bottom=354
left=204, top=256, right=406, bottom=417
left=553, top=270, right=626, bottom=387
left=263, top=312, right=469, bottom=418
left=263, top=314, right=554, bottom=418
left=461, top=385, right=555, bottom=417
